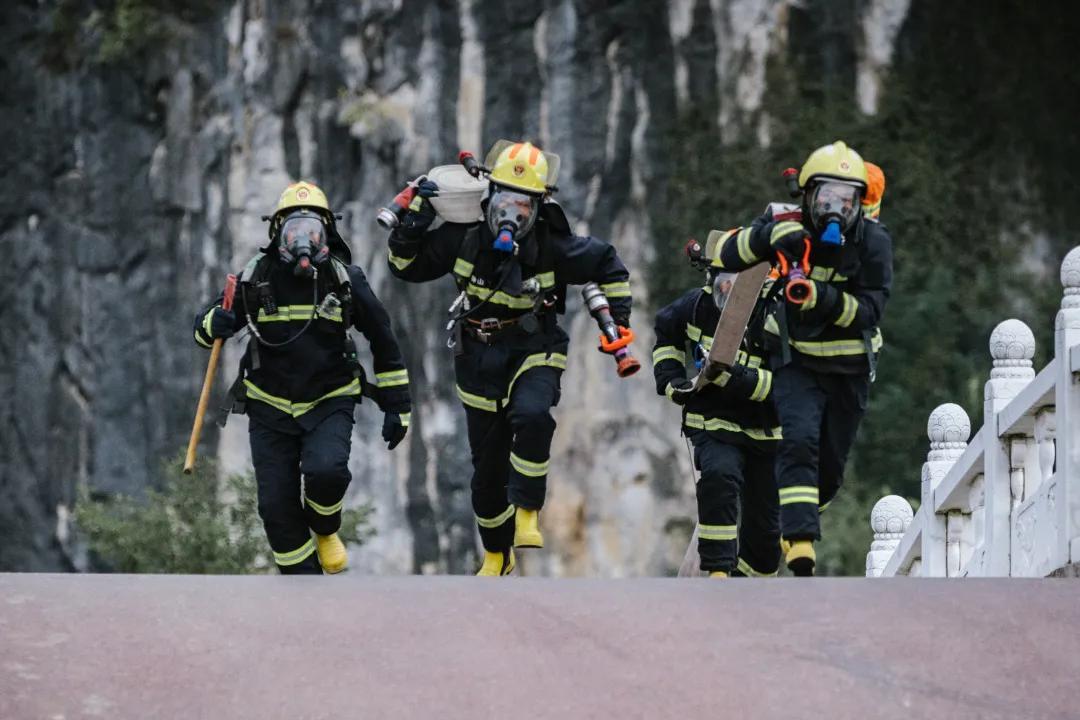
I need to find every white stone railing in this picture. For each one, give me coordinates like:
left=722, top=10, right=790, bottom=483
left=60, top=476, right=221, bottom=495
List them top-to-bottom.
left=867, top=246, right=1080, bottom=577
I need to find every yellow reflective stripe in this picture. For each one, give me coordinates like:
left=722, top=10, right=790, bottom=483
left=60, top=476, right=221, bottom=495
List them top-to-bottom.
left=770, top=221, right=804, bottom=245
left=736, top=227, right=756, bottom=264
left=388, top=249, right=416, bottom=271
left=453, top=258, right=474, bottom=277
left=809, top=266, right=833, bottom=282
left=536, top=271, right=555, bottom=289
left=600, top=280, right=631, bottom=298
left=467, top=283, right=535, bottom=309
left=835, top=292, right=859, bottom=328
left=257, top=305, right=342, bottom=323
left=202, top=306, right=217, bottom=337
left=764, top=314, right=779, bottom=336
left=686, top=323, right=702, bottom=342
left=194, top=330, right=213, bottom=348
left=790, top=330, right=882, bottom=357
left=652, top=346, right=686, bottom=366
left=504, top=353, right=566, bottom=404
left=456, top=354, right=567, bottom=413
left=749, top=368, right=772, bottom=402
left=375, top=369, right=410, bottom=388
left=713, top=370, right=732, bottom=387
left=243, top=378, right=361, bottom=418
left=456, top=385, right=498, bottom=412
left=399, top=412, right=411, bottom=428
left=683, top=413, right=782, bottom=441
left=510, top=452, right=549, bottom=478
left=779, top=486, right=820, bottom=505
left=305, top=496, right=344, bottom=516
left=818, top=499, right=833, bottom=513
left=476, top=505, right=515, bottom=528
left=699, top=523, right=737, bottom=541
left=273, top=539, right=316, bottom=566
left=737, top=557, right=777, bottom=578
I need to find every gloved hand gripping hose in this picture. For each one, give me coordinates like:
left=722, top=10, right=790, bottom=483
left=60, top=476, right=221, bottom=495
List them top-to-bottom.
left=582, top=282, right=640, bottom=378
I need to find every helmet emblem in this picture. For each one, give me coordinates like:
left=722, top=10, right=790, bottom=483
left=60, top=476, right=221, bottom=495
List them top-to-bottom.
left=839, top=161, right=850, bottom=171
left=513, top=164, right=526, bottom=177
left=296, top=187, right=310, bottom=200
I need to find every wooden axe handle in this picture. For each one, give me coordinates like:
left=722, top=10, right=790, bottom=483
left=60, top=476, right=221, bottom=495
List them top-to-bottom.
left=183, top=274, right=238, bottom=474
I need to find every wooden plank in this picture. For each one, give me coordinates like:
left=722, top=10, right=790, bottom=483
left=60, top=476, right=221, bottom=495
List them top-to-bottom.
left=691, top=262, right=770, bottom=391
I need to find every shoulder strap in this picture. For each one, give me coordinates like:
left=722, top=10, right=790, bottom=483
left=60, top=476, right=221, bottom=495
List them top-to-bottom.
left=453, top=226, right=482, bottom=291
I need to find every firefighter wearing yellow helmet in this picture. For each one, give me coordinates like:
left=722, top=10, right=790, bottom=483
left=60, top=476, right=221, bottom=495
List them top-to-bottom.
left=384, top=140, right=635, bottom=577
left=713, top=141, right=894, bottom=576
left=193, top=180, right=413, bottom=575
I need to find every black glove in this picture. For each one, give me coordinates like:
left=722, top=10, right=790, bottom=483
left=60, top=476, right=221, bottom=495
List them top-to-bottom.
left=398, top=180, right=439, bottom=237
left=768, top=220, right=810, bottom=261
left=208, top=307, right=236, bottom=339
left=668, top=378, right=694, bottom=406
left=382, top=411, right=409, bottom=450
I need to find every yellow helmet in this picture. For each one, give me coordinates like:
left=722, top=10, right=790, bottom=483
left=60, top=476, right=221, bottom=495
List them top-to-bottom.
left=488, top=141, right=551, bottom=194
left=798, top=141, right=868, bottom=189
left=275, top=181, right=331, bottom=217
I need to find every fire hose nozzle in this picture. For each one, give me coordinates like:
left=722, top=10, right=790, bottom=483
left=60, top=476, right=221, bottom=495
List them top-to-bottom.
left=376, top=182, right=420, bottom=230
left=784, top=268, right=813, bottom=304
left=582, top=282, right=640, bottom=378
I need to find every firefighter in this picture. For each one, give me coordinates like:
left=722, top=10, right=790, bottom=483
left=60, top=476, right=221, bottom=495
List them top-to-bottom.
left=386, top=141, right=633, bottom=576
left=714, top=141, right=893, bottom=575
left=194, top=181, right=412, bottom=575
left=653, top=230, right=781, bottom=578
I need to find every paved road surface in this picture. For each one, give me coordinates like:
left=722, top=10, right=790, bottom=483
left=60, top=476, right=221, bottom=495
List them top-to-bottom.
left=1, top=574, right=1078, bottom=719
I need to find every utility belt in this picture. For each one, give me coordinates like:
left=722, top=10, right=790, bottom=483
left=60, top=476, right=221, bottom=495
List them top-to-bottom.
left=464, top=313, right=549, bottom=345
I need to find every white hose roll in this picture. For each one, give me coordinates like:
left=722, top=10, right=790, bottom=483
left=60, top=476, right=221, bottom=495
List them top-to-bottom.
left=426, top=165, right=486, bottom=223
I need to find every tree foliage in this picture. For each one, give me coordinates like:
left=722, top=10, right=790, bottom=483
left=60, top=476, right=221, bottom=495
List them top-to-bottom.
left=75, top=451, right=373, bottom=574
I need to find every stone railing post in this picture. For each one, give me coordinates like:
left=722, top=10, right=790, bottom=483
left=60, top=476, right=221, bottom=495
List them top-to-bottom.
left=1055, top=246, right=1080, bottom=566
left=983, top=319, right=1036, bottom=575
left=921, top=403, right=970, bottom=577
left=866, top=495, right=913, bottom=577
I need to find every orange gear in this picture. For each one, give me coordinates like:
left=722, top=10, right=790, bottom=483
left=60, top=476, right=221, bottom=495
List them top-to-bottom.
left=862, top=162, right=885, bottom=219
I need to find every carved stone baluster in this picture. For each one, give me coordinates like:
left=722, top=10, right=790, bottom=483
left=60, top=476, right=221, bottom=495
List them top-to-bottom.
left=984, top=319, right=1036, bottom=575
left=922, top=403, right=970, bottom=577
left=1033, top=408, right=1056, bottom=494
left=1010, top=439, right=1028, bottom=512
left=866, top=495, right=914, bottom=577
left=946, top=510, right=965, bottom=576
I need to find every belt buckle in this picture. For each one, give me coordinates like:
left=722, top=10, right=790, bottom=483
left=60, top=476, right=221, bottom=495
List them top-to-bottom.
left=479, top=318, right=501, bottom=332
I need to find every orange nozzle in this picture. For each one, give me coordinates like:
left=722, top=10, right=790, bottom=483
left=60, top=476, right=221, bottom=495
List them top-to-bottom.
left=785, top=277, right=813, bottom=304
left=599, top=326, right=635, bottom=353
left=616, top=355, right=641, bottom=377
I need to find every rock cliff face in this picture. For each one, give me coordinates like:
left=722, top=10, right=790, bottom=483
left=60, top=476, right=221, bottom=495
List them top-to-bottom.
left=0, top=0, right=909, bottom=573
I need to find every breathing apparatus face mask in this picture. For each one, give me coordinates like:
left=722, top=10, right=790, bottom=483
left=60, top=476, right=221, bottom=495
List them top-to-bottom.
left=809, top=181, right=862, bottom=245
left=487, top=186, right=540, bottom=253
left=278, top=212, right=330, bottom=277
left=710, top=271, right=736, bottom=312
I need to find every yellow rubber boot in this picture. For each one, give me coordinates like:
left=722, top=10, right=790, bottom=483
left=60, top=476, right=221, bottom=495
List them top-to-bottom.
left=513, top=508, right=544, bottom=548
left=315, top=533, right=348, bottom=574
left=785, top=540, right=816, bottom=577
left=476, top=549, right=516, bottom=576
left=708, top=571, right=729, bottom=578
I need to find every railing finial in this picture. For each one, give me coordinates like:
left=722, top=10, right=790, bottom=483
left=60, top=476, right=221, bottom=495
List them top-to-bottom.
left=1060, top=246, right=1080, bottom=309
left=989, top=319, right=1036, bottom=381
left=866, top=495, right=914, bottom=577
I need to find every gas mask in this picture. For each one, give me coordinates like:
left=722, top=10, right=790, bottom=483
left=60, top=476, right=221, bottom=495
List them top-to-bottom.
left=808, top=181, right=862, bottom=246
left=487, top=186, right=540, bottom=253
left=278, top=211, right=330, bottom=277
left=710, top=271, right=736, bottom=312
